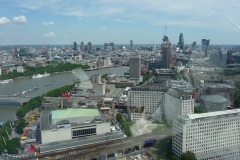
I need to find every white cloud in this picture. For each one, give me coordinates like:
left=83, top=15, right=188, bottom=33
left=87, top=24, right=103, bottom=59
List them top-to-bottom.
left=8, top=0, right=240, bottom=31
left=13, top=15, right=27, bottom=24
left=0, top=17, right=10, bottom=25
left=42, top=22, right=55, bottom=26
left=101, top=27, right=108, bottom=30
left=35, top=31, right=38, bottom=34
left=0, top=32, right=4, bottom=35
left=44, top=32, right=55, bottom=37
left=63, top=34, right=69, bottom=37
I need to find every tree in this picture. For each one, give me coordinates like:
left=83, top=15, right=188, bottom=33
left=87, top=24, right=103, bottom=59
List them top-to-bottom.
left=194, top=106, right=207, bottom=113
left=116, top=113, right=122, bottom=122
left=16, top=119, right=26, bottom=134
left=180, top=151, right=197, bottom=160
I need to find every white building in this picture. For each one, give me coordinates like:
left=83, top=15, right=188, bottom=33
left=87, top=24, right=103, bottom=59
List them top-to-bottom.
left=103, top=57, right=112, bottom=67
left=17, top=66, right=24, bottom=73
left=128, top=87, right=166, bottom=116
left=164, top=89, right=194, bottom=123
left=41, top=108, right=110, bottom=144
left=172, top=109, right=240, bottom=160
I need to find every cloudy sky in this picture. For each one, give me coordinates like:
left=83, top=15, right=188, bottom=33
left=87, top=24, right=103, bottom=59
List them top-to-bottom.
left=0, top=0, right=240, bottom=45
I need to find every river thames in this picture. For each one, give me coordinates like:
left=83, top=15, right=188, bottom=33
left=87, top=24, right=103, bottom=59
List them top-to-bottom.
left=0, top=67, right=128, bottom=122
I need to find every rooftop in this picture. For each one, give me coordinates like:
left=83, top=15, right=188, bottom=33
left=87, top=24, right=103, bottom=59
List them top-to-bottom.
left=52, top=108, right=100, bottom=120
left=187, top=109, right=240, bottom=120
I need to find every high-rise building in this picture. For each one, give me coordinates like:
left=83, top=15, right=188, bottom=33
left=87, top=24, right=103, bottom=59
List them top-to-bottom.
left=179, top=33, right=184, bottom=50
left=202, top=38, right=210, bottom=57
left=130, top=40, right=133, bottom=49
left=162, top=40, right=172, bottom=69
left=80, top=41, right=84, bottom=52
left=192, top=41, right=197, bottom=51
left=73, top=42, right=77, bottom=51
left=88, top=42, right=91, bottom=54
left=109, top=42, right=114, bottom=50
left=104, top=43, right=108, bottom=50
left=209, top=50, right=227, bottom=67
left=129, top=55, right=141, bottom=80
left=173, top=109, right=240, bottom=160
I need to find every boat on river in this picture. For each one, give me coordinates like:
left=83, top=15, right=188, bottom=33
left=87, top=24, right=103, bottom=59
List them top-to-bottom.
left=32, top=72, right=50, bottom=78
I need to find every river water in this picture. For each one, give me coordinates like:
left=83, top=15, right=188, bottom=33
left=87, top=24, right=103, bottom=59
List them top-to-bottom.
left=0, top=67, right=128, bottom=122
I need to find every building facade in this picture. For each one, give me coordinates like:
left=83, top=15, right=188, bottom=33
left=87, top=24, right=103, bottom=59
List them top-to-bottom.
left=179, top=33, right=184, bottom=50
left=201, top=38, right=210, bottom=57
left=80, top=41, right=84, bottom=52
left=162, top=41, right=172, bottom=69
left=73, top=42, right=77, bottom=51
left=129, top=55, right=141, bottom=80
left=128, top=87, right=166, bottom=116
left=164, top=89, right=194, bottom=123
left=41, top=108, right=110, bottom=144
left=173, top=109, right=240, bottom=160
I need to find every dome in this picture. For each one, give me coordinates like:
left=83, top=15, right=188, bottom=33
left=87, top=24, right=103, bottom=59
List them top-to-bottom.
left=199, top=95, right=228, bottom=112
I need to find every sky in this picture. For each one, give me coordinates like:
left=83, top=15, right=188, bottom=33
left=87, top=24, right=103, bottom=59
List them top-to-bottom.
left=0, top=0, right=240, bottom=45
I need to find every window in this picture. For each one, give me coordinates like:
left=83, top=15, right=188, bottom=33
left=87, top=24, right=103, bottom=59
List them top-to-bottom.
left=72, top=128, right=96, bottom=137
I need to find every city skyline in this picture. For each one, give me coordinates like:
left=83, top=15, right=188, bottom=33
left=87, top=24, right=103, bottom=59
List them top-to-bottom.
left=0, top=0, right=240, bottom=45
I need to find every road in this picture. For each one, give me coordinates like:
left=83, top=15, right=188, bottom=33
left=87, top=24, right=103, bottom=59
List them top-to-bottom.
left=18, top=130, right=171, bottom=160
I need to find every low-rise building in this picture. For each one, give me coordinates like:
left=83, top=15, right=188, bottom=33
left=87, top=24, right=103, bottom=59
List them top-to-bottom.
left=127, top=106, right=145, bottom=122
left=40, top=108, right=110, bottom=144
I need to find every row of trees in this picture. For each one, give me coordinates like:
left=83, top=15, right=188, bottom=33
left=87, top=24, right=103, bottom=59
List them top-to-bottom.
left=0, top=62, right=90, bottom=80
left=137, top=72, right=152, bottom=86
left=45, top=83, right=75, bottom=97
left=16, top=96, right=43, bottom=118
left=116, top=113, right=132, bottom=137
left=0, top=122, right=21, bottom=154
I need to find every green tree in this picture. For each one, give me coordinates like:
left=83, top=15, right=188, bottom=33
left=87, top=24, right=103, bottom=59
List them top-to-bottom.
left=194, top=105, right=207, bottom=113
left=116, top=113, right=122, bottom=122
left=16, top=119, right=26, bottom=134
left=180, top=151, right=197, bottom=160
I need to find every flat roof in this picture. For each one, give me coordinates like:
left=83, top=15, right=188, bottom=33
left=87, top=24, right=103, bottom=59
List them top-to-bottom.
left=52, top=108, right=100, bottom=120
left=187, top=109, right=240, bottom=120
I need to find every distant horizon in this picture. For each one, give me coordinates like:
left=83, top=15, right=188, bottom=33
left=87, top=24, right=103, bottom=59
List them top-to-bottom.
left=0, top=43, right=239, bottom=47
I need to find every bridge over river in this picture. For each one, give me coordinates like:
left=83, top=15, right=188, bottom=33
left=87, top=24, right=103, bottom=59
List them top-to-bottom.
left=0, top=95, right=34, bottom=105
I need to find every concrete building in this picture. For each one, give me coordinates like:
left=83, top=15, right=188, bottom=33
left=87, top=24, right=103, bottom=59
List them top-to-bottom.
left=129, top=55, right=141, bottom=82
left=91, top=74, right=101, bottom=84
left=93, top=84, right=105, bottom=96
left=128, top=87, right=166, bottom=116
left=164, top=89, right=194, bottom=123
left=127, top=106, right=145, bottom=122
left=41, top=108, right=110, bottom=144
left=173, top=109, right=240, bottom=160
